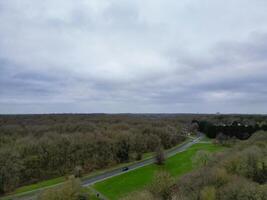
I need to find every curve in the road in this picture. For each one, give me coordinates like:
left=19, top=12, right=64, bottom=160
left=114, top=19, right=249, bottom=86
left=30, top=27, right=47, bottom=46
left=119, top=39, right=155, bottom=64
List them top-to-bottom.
left=82, top=134, right=203, bottom=186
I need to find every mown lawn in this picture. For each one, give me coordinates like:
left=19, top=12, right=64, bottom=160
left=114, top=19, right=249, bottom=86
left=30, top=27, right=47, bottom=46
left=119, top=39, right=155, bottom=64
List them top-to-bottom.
left=93, top=143, right=224, bottom=200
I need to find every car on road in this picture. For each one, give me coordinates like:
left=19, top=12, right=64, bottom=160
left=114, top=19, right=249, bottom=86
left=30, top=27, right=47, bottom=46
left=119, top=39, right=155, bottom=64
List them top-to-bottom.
left=122, top=167, right=129, bottom=171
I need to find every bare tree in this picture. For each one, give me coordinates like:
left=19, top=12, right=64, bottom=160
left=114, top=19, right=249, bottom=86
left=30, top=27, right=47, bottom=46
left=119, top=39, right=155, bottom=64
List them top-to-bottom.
left=155, top=146, right=165, bottom=165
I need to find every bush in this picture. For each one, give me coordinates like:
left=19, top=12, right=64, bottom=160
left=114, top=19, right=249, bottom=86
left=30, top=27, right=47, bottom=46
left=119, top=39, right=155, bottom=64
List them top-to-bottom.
left=192, top=150, right=211, bottom=167
left=209, top=168, right=230, bottom=188
left=148, top=171, right=174, bottom=200
left=200, top=186, right=216, bottom=200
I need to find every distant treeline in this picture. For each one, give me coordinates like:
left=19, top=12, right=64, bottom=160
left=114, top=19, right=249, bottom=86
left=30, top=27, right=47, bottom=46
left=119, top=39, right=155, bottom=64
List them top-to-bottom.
left=196, top=120, right=267, bottom=139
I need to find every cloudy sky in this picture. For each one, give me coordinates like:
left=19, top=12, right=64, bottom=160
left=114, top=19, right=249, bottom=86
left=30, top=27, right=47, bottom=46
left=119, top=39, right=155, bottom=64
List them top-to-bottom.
left=0, top=0, right=267, bottom=114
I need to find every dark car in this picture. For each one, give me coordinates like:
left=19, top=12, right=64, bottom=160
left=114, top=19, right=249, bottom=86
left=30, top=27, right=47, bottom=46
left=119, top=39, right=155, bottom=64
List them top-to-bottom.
left=122, top=167, right=129, bottom=171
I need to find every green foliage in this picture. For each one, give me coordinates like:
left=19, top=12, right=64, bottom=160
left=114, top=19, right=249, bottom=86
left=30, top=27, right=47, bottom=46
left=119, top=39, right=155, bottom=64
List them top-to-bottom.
left=198, top=119, right=267, bottom=140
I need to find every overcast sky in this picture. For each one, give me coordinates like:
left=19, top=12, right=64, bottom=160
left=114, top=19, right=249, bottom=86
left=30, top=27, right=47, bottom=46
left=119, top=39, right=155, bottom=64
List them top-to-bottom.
left=0, top=0, right=267, bottom=114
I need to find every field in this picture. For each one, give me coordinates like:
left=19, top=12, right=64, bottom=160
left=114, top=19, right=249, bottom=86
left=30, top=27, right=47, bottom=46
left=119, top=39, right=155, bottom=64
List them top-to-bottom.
left=93, top=143, right=224, bottom=200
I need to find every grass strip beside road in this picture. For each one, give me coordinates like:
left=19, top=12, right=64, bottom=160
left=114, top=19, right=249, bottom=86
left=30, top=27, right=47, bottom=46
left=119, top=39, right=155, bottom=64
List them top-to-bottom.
left=13, top=177, right=64, bottom=195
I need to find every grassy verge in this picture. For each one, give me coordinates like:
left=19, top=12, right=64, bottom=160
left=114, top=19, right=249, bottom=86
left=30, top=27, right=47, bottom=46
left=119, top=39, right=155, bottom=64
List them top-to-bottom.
left=0, top=138, right=191, bottom=200
left=93, top=143, right=224, bottom=200
left=13, top=177, right=65, bottom=195
left=0, top=178, right=65, bottom=200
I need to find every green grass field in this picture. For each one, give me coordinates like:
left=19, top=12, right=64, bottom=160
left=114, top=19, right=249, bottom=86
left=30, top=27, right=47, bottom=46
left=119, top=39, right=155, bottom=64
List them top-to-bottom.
left=93, top=143, right=224, bottom=200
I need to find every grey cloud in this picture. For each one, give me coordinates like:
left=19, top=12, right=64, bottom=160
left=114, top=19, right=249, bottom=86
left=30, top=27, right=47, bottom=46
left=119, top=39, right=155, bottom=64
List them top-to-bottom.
left=0, top=0, right=267, bottom=114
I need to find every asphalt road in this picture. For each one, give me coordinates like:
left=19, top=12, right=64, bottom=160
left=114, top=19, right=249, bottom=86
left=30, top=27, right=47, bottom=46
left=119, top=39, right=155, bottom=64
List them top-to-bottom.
left=82, top=134, right=203, bottom=186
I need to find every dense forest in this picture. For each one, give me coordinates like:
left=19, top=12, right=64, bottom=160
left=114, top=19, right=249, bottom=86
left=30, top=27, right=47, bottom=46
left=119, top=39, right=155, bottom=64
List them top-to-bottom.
left=0, top=114, right=266, bottom=195
left=196, top=120, right=267, bottom=140
left=122, top=131, right=267, bottom=200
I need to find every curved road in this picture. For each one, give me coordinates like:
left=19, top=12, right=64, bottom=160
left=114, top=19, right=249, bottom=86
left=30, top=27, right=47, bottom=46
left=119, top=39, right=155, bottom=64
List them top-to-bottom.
left=82, top=134, right=203, bottom=186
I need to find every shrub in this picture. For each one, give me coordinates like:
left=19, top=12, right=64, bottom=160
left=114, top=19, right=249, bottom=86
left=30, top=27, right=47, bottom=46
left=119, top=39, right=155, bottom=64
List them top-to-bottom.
left=192, top=150, right=211, bottom=167
left=209, top=168, right=230, bottom=187
left=148, top=171, right=174, bottom=200
left=200, top=186, right=216, bottom=200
